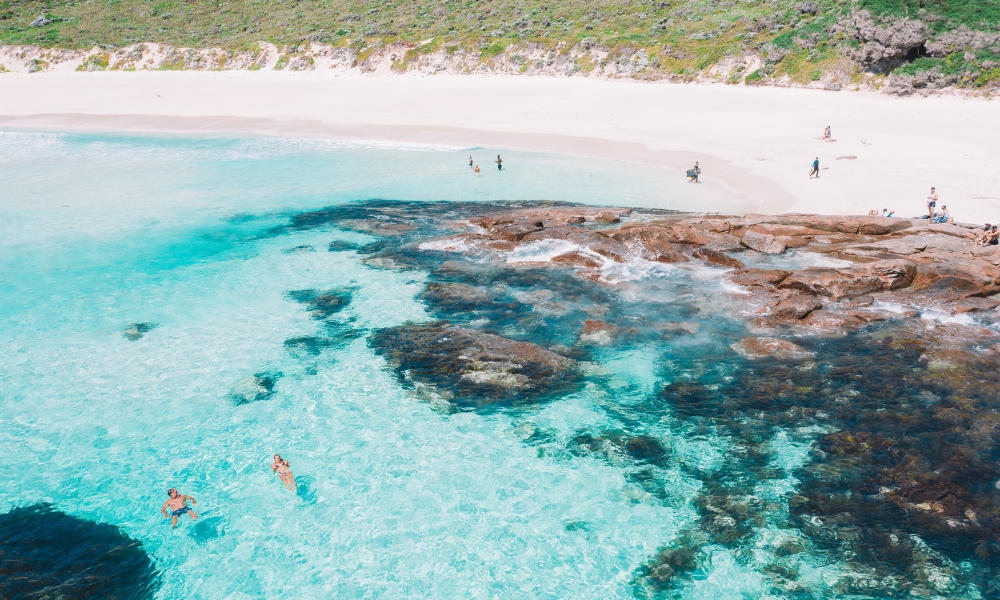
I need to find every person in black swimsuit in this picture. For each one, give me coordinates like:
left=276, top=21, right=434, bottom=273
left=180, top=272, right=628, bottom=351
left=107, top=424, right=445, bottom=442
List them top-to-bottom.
left=496, top=155, right=503, bottom=170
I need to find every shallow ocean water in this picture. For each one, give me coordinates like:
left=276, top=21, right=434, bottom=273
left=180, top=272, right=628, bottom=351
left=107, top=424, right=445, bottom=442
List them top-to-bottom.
left=1, top=132, right=997, bottom=599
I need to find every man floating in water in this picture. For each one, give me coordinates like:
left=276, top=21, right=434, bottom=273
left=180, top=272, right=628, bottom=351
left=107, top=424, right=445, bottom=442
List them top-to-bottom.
left=160, top=488, right=198, bottom=528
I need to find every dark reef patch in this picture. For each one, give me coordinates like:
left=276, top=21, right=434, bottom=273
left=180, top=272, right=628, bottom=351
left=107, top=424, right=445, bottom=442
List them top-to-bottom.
left=327, top=240, right=365, bottom=252
left=282, top=244, right=315, bottom=254
left=286, top=288, right=353, bottom=319
left=369, top=321, right=582, bottom=409
left=122, top=322, right=157, bottom=341
left=230, top=370, right=283, bottom=405
left=0, top=503, right=159, bottom=600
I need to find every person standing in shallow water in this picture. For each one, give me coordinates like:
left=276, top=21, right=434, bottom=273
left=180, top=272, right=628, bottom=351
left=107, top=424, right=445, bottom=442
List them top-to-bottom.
left=468, top=155, right=473, bottom=167
left=495, top=155, right=503, bottom=170
left=809, top=157, right=820, bottom=179
left=687, top=161, right=701, bottom=182
left=474, top=164, right=480, bottom=175
left=271, top=454, right=297, bottom=492
left=160, top=489, right=198, bottom=528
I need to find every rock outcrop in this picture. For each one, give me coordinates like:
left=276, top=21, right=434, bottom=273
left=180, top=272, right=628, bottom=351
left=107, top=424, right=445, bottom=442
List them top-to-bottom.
left=369, top=322, right=581, bottom=409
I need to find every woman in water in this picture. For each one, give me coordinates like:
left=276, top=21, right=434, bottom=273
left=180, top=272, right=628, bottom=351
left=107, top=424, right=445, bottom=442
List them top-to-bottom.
left=474, top=164, right=480, bottom=175
left=271, top=454, right=297, bottom=492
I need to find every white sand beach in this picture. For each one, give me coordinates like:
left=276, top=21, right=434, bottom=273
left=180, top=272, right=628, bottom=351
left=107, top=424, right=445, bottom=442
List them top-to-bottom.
left=1, top=71, right=998, bottom=222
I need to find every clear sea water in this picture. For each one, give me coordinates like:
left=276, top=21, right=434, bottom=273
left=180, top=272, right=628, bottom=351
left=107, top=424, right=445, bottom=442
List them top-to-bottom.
left=1, top=132, right=994, bottom=599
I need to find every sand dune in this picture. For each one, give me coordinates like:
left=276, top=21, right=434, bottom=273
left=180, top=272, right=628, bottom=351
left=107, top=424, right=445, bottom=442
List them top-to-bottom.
left=1, top=71, right=998, bottom=222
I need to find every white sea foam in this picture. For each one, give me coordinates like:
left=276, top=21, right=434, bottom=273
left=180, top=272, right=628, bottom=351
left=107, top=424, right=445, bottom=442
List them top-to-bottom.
left=418, top=236, right=477, bottom=252
left=506, top=239, right=581, bottom=263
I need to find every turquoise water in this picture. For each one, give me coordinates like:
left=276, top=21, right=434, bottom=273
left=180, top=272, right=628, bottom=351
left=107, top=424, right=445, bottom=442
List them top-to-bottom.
left=1, top=132, right=995, bottom=599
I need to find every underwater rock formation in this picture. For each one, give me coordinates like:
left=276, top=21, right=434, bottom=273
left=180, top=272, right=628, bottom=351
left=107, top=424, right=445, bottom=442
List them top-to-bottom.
left=286, top=288, right=353, bottom=319
left=369, top=321, right=581, bottom=409
left=122, top=322, right=157, bottom=341
left=230, top=371, right=282, bottom=405
left=0, top=503, right=159, bottom=600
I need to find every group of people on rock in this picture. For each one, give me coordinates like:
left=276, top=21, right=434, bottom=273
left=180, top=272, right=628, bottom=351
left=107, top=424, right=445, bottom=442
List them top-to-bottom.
left=973, top=223, right=999, bottom=246
left=160, top=454, right=296, bottom=528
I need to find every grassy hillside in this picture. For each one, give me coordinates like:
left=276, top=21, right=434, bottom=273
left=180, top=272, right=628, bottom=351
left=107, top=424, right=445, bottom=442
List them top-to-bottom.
left=1, top=0, right=999, bottom=88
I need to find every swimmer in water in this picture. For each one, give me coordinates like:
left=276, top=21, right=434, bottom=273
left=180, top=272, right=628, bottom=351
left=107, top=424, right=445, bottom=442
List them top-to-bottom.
left=468, top=155, right=473, bottom=167
left=496, top=155, right=503, bottom=170
left=474, top=164, right=480, bottom=175
left=271, top=454, right=297, bottom=492
left=160, top=488, right=198, bottom=528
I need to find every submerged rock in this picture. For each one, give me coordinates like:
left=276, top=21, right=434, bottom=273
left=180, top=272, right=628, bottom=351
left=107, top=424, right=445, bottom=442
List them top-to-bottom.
left=328, top=240, right=364, bottom=252
left=282, top=245, right=315, bottom=254
left=286, top=288, right=353, bottom=319
left=122, top=322, right=157, bottom=341
left=369, top=322, right=580, bottom=408
left=731, top=337, right=815, bottom=360
left=230, top=371, right=282, bottom=405
left=0, top=503, right=159, bottom=599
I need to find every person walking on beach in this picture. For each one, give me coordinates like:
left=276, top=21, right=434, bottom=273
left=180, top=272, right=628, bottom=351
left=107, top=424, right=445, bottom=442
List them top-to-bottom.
left=496, top=155, right=503, bottom=170
left=808, top=157, right=820, bottom=179
left=687, top=161, right=701, bottom=183
left=926, top=187, right=938, bottom=218
left=271, top=454, right=297, bottom=492
left=160, top=488, right=198, bottom=528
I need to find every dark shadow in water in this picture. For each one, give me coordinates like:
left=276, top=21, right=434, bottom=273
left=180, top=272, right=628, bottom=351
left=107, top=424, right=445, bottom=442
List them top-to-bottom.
left=295, top=475, right=319, bottom=505
left=0, top=503, right=160, bottom=600
left=189, top=515, right=226, bottom=545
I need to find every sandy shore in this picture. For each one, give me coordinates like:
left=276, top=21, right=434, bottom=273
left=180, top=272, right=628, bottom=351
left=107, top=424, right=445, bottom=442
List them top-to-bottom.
left=1, top=71, right=998, bottom=221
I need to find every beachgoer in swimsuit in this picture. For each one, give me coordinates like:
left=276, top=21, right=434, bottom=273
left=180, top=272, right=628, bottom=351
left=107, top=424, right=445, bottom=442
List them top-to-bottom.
left=822, top=126, right=832, bottom=141
left=469, top=155, right=473, bottom=167
left=496, top=155, right=503, bottom=170
left=809, top=157, right=820, bottom=179
left=687, top=161, right=701, bottom=182
left=474, top=165, right=480, bottom=175
left=926, top=187, right=938, bottom=218
left=934, top=205, right=950, bottom=223
left=969, top=223, right=991, bottom=241
left=977, top=226, right=999, bottom=246
left=271, top=454, right=297, bottom=492
left=160, top=488, right=198, bottom=528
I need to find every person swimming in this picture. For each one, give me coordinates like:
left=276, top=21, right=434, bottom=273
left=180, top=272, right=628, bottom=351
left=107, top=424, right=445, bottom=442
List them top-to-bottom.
left=495, top=155, right=503, bottom=170
left=474, top=164, right=480, bottom=175
left=271, top=454, right=297, bottom=492
left=160, top=488, right=198, bottom=528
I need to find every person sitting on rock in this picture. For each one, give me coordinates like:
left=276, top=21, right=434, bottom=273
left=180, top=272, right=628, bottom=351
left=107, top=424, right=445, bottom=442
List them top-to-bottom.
left=933, top=205, right=950, bottom=223
left=868, top=209, right=879, bottom=216
left=968, top=223, right=991, bottom=241
left=976, top=226, right=999, bottom=246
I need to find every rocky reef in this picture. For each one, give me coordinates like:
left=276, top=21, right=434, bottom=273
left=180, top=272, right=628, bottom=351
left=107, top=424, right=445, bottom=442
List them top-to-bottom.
left=276, top=200, right=1000, bottom=595
left=370, top=321, right=581, bottom=409
left=0, top=503, right=160, bottom=599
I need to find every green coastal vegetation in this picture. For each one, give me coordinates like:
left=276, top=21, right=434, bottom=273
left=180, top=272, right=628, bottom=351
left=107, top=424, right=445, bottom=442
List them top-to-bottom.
left=1, top=0, right=999, bottom=88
